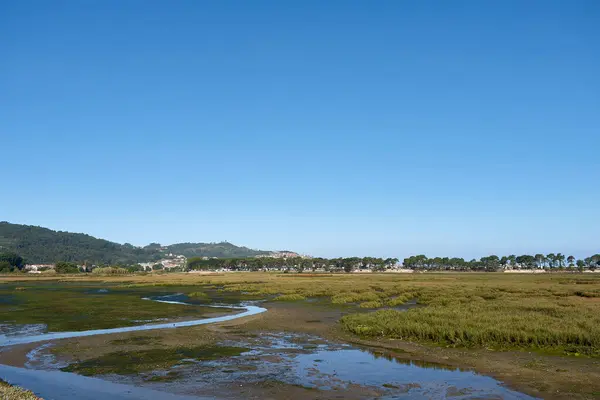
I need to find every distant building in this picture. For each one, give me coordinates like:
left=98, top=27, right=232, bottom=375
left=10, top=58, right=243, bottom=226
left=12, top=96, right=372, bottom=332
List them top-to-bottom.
left=257, top=251, right=312, bottom=259
left=25, top=264, right=55, bottom=272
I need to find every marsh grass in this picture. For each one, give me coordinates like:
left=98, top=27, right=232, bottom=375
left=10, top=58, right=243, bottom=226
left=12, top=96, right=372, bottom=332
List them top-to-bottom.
left=3, top=272, right=600, bottom=356
left=181, top=273, right=600, bottom=355
left=338, top=277, right=600, bottom=355
left=0, top=284, right=228, bottom=331
left=187, top=291, right=209, bottom=299
left=273, top=293, right=306, bottom=301
left=359, top=300, right=384, bottom=308
left=109, top=335, right=161, bottom=346
left=61, top=345, right=248, bottom=376
left=0, top=379, right=41, bottom=400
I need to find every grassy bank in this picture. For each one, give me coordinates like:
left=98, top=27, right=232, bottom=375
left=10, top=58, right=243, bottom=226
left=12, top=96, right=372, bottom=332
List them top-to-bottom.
left=340, top=293, right=599, bottom=355
left=0, top=379, right=42, bottom=400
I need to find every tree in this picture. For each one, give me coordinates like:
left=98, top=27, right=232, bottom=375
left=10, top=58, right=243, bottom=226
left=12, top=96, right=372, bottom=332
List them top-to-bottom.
left=0, top=252, right=25, bottom=270
left=546, top=253, right=556, bottom=268
left=556, top=253, right=566, bottom=268
left=534, top=254, right=546, bottom=269
left=591, top=254, right=600, bottom=270
left=406, top=255, right=428, bottom=270
left=480, top=255, right=500, bottom=271
left=516, top=255, right=536, bottom=269
left=567, top=255, right=575, bottom=267
left=312, top=257, right=327, bottom=271
left=449, top=257, right=465, bottom=270
left=303, top=258, right=314, bottom=272
left=341, top=258, right=358, bottom=273
left=371, top=258, right=386, bottom=272
left=384, top=258, right=399, bottom=269
left=294, top=259, right=310, bottom=273
left=576, top=259, right=585, bottom=272
left=0, top=261, right=14, bottom=273
left=55, top=261, right=80, bottom=274
left=127, top=264, right=144, bottom=273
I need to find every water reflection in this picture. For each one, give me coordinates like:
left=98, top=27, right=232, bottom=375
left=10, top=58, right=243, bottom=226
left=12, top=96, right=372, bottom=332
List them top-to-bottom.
left=142, top=332, right=539, bottom=400
left=293, top=347, right=536, bottom=399
left=365, top=348, right=464, bottom=371
left=0, top=364, right=207, bottom=400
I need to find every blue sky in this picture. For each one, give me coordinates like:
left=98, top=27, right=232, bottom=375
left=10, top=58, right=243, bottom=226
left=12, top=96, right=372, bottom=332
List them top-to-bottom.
left=1, top=0, right=599, bottom=259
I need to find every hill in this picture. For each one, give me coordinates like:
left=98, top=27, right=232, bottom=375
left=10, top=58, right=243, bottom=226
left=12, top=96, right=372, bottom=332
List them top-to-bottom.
left=0, top=222, right=272, bottom=264
left=0, top=222, right=160, bottom=264
left=162, top=242, right=270, bottom=258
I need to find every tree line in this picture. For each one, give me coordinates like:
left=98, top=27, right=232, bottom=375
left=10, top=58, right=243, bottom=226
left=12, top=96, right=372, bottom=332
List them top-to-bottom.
left=2, top=250, right=599, bottom=274
left=400, top=253, right=600, bottom=271
left=188, top=254, right=600, bottom=273
left=187, top=257, right=400, bottom=273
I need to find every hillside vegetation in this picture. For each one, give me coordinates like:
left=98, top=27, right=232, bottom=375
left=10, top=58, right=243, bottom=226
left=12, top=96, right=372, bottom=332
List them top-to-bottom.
left=0, top=222, right=271, bottom=264
left=0, top=222, right=157, bottom=264
left=165, top=242, right=269, bottom=258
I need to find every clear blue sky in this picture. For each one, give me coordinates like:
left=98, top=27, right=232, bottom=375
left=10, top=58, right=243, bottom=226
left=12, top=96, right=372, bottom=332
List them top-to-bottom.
left=1, top=0, right=598, bottom=259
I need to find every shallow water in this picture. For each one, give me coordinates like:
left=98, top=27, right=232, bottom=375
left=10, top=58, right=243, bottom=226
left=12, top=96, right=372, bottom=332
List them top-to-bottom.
left=0, top=294, right=264, bottom=399
left=0, top=323, right=47, bottom=337
left=128, top=332, right=538, bottom=399
left=294, top=347, right=534, bottom=399
left=0, top=364, right=212, bottom=400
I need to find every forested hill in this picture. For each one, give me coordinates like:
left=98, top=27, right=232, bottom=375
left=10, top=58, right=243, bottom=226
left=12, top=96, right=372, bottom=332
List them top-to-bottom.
left=0, top=222, right=272, bottom=264
left=0, top=222, right=160, bottom=264
left=163, top=242, right=270, bottom=258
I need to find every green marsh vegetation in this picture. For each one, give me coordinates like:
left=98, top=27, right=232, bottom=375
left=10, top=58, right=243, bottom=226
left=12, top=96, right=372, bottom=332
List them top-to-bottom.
left=66, top=272, right=600, bottom=357
left=2, top=273, right=600, bottom=357
left=3, top=273, right=599, bottom=400
left=193, top=273, right=600, bottom=356
left=0, top=283, right=233, bottom=331
left=187, top=291, right=210, bottom=299
left=273, top=293, right=306, bottom=301
left=109, top=335, right=162, bottom=346
left=61, top=345, right=248, bottom=376
left=0, top=379, right=42, bottom=400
